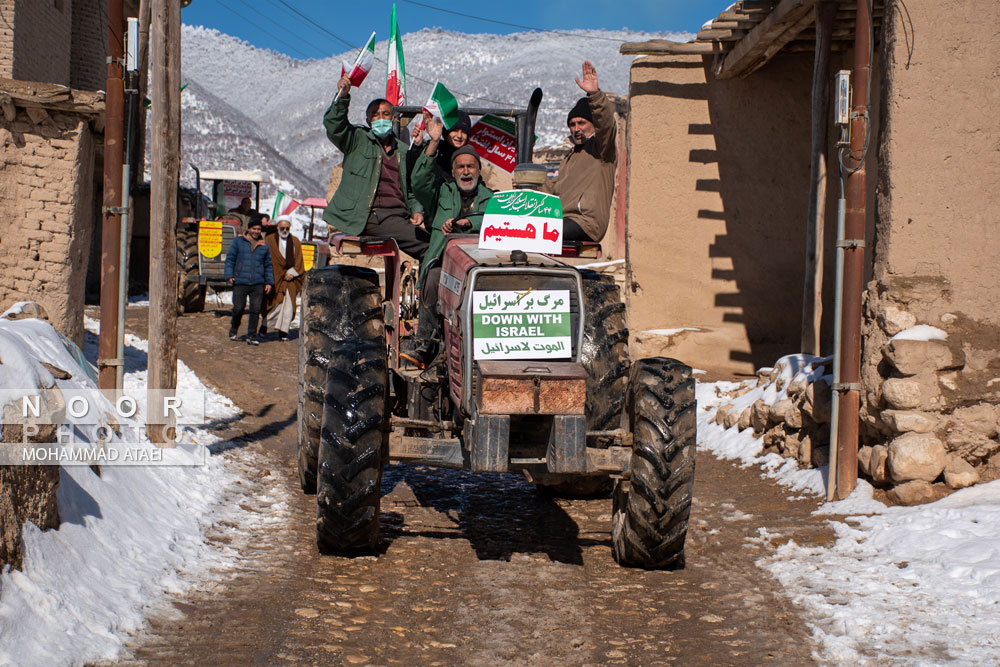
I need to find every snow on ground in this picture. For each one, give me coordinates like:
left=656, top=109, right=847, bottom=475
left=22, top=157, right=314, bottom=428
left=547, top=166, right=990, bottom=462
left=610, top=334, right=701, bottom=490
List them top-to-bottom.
left=0, top=312, right=286, bottom=666
left=698, top=359, right=1000, bottom=664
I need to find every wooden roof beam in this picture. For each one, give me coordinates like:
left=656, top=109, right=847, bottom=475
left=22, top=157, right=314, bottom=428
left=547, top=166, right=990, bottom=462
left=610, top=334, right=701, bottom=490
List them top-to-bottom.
left=715, top=0, right=817, bottom=80
left=620, top=39, right=726, bottom=56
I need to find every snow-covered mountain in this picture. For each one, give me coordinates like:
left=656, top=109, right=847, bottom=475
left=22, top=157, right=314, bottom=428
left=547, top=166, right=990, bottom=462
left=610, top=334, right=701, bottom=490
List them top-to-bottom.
left=178, top=25, right=690, bottom=199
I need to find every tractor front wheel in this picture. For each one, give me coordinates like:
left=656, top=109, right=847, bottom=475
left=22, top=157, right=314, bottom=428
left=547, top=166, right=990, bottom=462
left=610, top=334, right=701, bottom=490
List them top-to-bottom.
left=176, top=227, right=206, bottom=314
left=612, top=358, right=696, bottom=569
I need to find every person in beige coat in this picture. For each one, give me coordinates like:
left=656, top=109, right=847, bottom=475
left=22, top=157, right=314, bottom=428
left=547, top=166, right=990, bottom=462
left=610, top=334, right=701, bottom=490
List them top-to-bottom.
left=542, top=60, right=617, bottom=242
left=261, top=215, right=305, bottom=341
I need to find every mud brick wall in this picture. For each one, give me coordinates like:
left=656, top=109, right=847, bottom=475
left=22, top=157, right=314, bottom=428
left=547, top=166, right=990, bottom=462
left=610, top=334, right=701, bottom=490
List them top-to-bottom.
left=0, top=0, right=12, bottom=78
left=8, top=0, right=73, bottom=85
left=856, top=0, right=1000, bottom=496
left=0, top=108, right=95, bottom=345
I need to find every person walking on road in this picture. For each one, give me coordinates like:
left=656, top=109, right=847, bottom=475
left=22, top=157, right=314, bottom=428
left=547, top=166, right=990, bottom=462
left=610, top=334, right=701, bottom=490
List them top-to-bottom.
left=321, top=74, right=429, bottom=261
left=261, top=215, right=305, bottom=342
left=224, top=218, right=273, bottom=345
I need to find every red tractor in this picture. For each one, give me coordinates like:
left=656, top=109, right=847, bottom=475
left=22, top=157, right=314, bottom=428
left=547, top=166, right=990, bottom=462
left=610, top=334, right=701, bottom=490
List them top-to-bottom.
left=296, top=97, right=696, bottom=569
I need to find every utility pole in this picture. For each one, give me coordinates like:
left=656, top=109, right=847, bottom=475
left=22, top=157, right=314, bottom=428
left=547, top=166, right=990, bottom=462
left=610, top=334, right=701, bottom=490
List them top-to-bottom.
left=98, top=0, right=124, bottom=390
left=148, top=0, right=181, bottom=443
left=833, top=0, right=872, bottom=499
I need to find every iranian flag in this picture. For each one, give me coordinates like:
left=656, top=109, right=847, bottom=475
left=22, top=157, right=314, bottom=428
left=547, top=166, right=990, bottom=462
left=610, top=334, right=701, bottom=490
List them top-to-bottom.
left=385, top=5, right=405, bottom=105
left=342, top=31, right=376, bottom=88
left=423, top=81, right=459, bottom=130
left=272, top=191, right=300, bottom=219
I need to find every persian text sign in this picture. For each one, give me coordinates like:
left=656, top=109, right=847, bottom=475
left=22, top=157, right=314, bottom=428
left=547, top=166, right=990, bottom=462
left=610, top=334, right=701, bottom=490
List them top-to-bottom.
left=468, top=114, right=517, bottom=173
left=222, top=180, right=253, bottom=210
left=478, top=190, right=563, bottom=254
left=198, top=220, right=222, bottom=258
left=301, top=243, right=316, bottom=271
left=473, top=289, right=571, bottom=360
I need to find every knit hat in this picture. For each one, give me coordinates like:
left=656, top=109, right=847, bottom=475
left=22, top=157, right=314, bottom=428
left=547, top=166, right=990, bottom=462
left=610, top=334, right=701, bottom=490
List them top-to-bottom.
left=567, top=97, right=592, bottom=125
left=448, top=110, right=473, bottom=136
left=450, top=145, right=481, bottom=167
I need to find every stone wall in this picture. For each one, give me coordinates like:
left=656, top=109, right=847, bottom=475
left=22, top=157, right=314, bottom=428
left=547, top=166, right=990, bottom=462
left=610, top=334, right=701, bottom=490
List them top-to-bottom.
left=0, top=0, right=13, bottom=78
left=10, top=0, right=73, bottom=85
left=856, top=0, right=1000, bottom=496
left=625, top=53, right=820, bottom=376
left=0, top=108, right=96, bottom=345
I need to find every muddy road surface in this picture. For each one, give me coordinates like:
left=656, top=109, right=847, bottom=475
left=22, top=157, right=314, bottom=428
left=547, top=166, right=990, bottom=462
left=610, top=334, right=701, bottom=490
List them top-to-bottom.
left=119, top=305, right=831, bottom=665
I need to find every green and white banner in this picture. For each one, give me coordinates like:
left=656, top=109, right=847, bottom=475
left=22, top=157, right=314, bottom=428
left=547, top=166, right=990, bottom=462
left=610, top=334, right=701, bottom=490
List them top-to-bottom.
left=479, top=190, right=564, bottom=254
left=473, top=289, right=571, bottom=360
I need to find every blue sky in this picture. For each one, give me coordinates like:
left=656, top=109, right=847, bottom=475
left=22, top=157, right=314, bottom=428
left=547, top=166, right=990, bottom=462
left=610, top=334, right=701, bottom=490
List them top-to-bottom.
left=181, top=0, right=732, bottom=60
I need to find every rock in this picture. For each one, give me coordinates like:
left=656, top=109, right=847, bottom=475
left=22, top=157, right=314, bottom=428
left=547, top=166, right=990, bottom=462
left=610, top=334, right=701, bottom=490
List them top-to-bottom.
left=1, top=301, right=49, bottom=322
left=880, top=304, right=916, bottom=335
left=883, top=339, right=961, bottom=376
left=756, top=367, right=774, bottom=384
left=938, top=371, right=959, bottom=392
left=787, top=374, right=809, bottom=399
left=882, top=374, right=942, bottom=411
left=803, top=379, right=832, bottom=424
left=771, top=398, right=802, bottom=429
left=750, top=399, right=769, bottom=433
left=714, top=404, right=733, bottom=426
left=946, top=404, right=999, bottom=438
left=737, top=406, right=752, bottom=431
left=723, top=408, right=741, bottom=430
left=880, top=410, right=939, bottom=434
left=763, top=424, right=786, bottom=452
left=783, top=432, right=801, bottom=460
left=887, top=432, right=947, bottom=482
left=810, top=444, right=829, bottom=468
left=858, top=445, right=873, bottom=476
left=870, top=445, right=889, bottom=483
left=944, top=456, right=979, bottom=489
left=887, top=480, right=942, bottom=506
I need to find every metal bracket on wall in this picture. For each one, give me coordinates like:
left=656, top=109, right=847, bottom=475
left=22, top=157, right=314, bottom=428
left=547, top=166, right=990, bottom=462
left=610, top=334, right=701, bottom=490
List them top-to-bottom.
left=106, top=57, right=126, bottom=67
left=103, top=206, right=127, bottom=216
left=836, top=239, right=866, bottom=249
left=832, top=382, right=861, bottom=393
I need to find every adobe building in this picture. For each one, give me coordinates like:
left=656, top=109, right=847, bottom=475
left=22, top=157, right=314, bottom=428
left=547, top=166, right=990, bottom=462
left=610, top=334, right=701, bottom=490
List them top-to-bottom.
left=0, top=0, right=115, bottom=345
left=623, top=0, right=999, bottom=494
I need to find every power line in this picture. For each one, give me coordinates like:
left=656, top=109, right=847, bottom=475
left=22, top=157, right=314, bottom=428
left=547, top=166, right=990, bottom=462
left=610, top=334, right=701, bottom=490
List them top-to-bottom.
left=214, top=0, right=312, bottom=59
left=231, top=0, right=330, bottom=57
left=270, top=0, right=514, bottom=106
left=400, top=0, right=629, bottom=43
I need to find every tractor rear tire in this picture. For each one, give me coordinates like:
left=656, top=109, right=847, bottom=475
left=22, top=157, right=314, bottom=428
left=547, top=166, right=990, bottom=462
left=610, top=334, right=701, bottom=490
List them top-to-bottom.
left=176, top=227, right=206, bottom=314
left=297, top=266, right=382, bottom=493
left=537, top=270, right=627, bottom=498
left=580, top=270, right=629, bottom=436
left=316, top=339, right=388, bottom=555
left=612, top=358, right=696, bottom=569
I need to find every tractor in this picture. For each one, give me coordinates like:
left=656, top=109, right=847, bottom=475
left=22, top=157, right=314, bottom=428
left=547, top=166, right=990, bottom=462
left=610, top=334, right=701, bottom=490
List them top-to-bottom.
left=296, top=92, right=696, bottom=569
left=175, top=168, right=328, bottom=313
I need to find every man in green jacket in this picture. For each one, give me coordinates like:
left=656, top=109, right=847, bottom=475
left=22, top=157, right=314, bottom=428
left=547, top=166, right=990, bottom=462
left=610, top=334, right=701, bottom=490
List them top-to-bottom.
left=322, top=74, right=429, bottom=260
left=402, top=146, right=494, bottom=368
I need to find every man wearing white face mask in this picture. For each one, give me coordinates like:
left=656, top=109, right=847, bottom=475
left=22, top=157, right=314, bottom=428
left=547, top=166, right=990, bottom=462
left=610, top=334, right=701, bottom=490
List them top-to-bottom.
left=321, top=74, right=429, bottom=260
left=261, top=215, right=305, bottom=342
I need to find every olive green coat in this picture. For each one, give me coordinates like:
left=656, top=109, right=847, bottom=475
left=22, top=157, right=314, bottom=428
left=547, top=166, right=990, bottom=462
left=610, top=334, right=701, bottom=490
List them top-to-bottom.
left=321, top=95, right=422, bottom=235
left=418, top=180, right=494, bottom=285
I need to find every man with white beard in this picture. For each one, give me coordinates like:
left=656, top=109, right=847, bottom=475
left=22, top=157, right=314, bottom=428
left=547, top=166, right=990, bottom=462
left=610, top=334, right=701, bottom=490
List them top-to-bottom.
left=261, top=215, right=305, bottom=342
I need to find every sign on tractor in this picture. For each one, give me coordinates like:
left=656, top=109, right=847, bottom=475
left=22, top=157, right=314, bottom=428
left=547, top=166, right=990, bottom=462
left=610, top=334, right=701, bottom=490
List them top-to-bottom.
left=478, top=190, right=564, bottom=254
left=198, top=220, right=223, bottom=258
left=472, top=289, right=572, bottom=360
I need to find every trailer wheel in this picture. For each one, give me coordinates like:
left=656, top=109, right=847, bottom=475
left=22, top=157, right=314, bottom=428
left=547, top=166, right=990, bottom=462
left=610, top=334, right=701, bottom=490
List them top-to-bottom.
left=176, top=227, right=206, bottom=314
left=297, top=266, right=382, bottom=493
left=316, top=340, right=388, bottom=554
left=612, top=358, right=696, bottom=569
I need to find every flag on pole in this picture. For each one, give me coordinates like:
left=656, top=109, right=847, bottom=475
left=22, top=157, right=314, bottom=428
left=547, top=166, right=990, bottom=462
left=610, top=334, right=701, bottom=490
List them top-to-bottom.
left=386, top=5, right=405, bottom=105
left=345, top=31, right=376, bottom=88
left=423, top=82, right=460, bottom=130
left=272, top=191, right=301, bottom=219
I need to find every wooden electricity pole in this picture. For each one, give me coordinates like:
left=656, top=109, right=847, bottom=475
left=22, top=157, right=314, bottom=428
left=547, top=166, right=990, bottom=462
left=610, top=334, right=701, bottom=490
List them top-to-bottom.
left=98, top=0, right=124, bottom=390
left=148, top=0, right=180, bottom=443
left=800, top=1, right=838, bottom=356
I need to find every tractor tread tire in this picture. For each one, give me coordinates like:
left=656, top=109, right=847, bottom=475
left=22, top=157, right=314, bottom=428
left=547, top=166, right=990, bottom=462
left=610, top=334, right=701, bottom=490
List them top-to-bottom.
left=176, top=228, right=206, bottom=314
left=297, top=265, right=382, bottom=494
left=316, top=340, right=387, bottom=554
left=612, top=357, right=697, bottom=569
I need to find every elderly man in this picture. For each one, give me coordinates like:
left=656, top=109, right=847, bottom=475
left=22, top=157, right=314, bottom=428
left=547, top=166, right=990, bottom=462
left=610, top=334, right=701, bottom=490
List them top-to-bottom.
left=542, top=60, right=617, bottom=242
left=322, top=74, right=429, bottom=260
left=402, top=145, right=494, bottom=368
left=261, top=215, right=305, bottom=342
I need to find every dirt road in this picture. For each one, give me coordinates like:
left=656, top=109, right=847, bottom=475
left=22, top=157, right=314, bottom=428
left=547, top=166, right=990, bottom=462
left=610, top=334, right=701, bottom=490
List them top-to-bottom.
left=120, top=305, right=830, bottom=665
